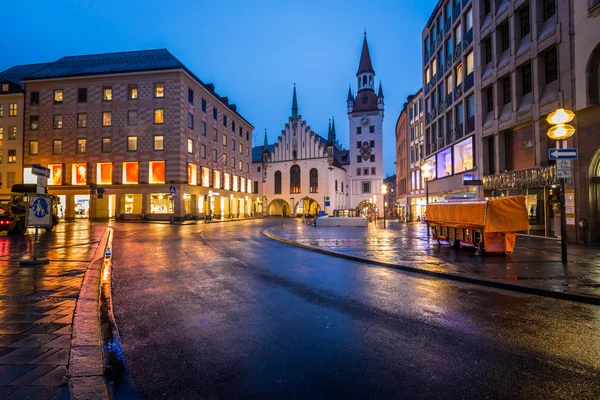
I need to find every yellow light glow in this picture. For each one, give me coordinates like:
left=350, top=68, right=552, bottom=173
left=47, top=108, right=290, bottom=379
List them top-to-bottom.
left=547, top=109, right=575, bottom=125
left=547, top=124, right=576, bottom=140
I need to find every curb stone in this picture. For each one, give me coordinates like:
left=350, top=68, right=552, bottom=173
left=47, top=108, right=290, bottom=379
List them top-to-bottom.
left=68, top=228, right=111, bottom=400
left=263, top=228, right=600, bottom=306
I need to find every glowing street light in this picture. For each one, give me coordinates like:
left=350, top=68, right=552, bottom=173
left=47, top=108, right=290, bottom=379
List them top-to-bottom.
left=547, top=108, right=575, bottom=125
left=381, top=184, right=388, bottom=228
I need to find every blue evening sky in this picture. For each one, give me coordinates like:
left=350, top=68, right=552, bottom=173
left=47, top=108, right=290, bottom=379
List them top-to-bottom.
left=2, top=0, right=437, bottom=176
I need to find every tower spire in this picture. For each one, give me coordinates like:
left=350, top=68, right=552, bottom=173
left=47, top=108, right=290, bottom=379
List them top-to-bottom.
left=357, top=34, right=375, bottom=76
left=377, top=81, right=384, bottom=98
left=291, top=83, right=298, bottom=119
left=347, top=85, right=354, bottom=102
left=331, top=117, right=337, bottom=145
left=327, top=119, right=332, bottom=145
left=263, top=129, right=268, bottom=151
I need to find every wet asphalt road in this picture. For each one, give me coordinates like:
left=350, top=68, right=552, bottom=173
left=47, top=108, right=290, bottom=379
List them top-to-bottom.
left=111, top=219, right=600, bottom=400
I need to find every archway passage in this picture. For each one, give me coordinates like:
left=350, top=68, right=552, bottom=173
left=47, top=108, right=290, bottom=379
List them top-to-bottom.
left=294, top=197, right=321, bottom=217
left=267, top=199, right=291, bottom=217
left=356, top=200, right=377, bottom=218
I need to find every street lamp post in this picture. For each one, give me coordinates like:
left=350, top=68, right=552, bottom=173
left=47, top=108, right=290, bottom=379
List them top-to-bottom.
left=546, top=108, right=576, bottom=263
left=381, top=184, right=388, bottom=228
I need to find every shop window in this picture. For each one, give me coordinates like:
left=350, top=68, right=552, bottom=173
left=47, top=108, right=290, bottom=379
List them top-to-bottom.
left=453, top=137, right=474, bottom=172
left=437, top=147, right=452, bottom=177
left=149, top=161, right=165, bottom=183
left=123, top=162, right=139, bottom=184
left=72, top=163, right=88, bottom=185
left=97, top=163, right=113, bottom=185
left=188, top=163, right=198, bottom=185
left=49, top=164, right=63, bottom=185
left=202, top=167, right=210, bottom=187
left=150, top=194, right=173, bottom=214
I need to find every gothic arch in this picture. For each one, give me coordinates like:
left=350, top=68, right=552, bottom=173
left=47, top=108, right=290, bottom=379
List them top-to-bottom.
left=587, top=42, right=600, bottom=106
left=290, top=165, right=301, bottom=194
left=267, top=199, right=290, bottom=217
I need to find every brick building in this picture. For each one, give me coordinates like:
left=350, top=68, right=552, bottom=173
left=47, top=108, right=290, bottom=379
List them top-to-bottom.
left=19, top=49, right=253, bottom=221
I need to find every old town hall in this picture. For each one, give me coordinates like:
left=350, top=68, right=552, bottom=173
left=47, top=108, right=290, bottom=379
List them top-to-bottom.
left=252, top=34, right=385, bottom=217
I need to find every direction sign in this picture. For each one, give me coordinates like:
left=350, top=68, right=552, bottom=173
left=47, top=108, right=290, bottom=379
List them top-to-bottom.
left=548, top=148, right=578, bottom=160
left=556, top=159, right=572, bottom=179
left=31, top=164, right=50, bottom=177
left=169, top=186, right=176, bottom=195
left=26, top=196, right=52, bottom=228
left=325, top=201, right=331, bottom=207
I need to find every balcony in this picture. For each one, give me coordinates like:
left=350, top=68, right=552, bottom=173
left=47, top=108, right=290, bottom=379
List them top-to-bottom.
left=454, top=42, right=463, bottom=62
left=437, top=135, right=445, bottom=149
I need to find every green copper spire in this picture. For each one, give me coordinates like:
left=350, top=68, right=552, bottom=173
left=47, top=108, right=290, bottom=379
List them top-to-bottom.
left=292, top=83, right=298, bottom=119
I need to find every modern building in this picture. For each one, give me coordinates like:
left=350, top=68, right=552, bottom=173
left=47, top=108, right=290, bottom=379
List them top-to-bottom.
left=422, top=0, right=577, bottom=239
left=572, top=0, right=600, bottom=243
left=19, top=49, right=253, bottom=221
left=0, top=63, right=48, bottom=194
left=253, top=86, right=349, bottom=217
left=406, top=89, right=426, bottom=221
left=395, top=106, right=408, bottom=220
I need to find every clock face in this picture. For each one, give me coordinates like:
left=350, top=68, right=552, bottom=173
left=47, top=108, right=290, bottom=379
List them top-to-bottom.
left=360, top=116, right=370, bottom=126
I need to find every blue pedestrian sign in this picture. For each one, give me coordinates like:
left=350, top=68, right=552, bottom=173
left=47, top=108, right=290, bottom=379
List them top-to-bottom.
left=548, top=148, right=578, bottom=160
left=169, top=186, right=176, bottom=195
left=26, top=195, right=53, bottom=227
left=325, top=201, right=331, bottom=207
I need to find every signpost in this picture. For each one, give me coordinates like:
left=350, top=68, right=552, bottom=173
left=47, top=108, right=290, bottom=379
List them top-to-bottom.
left=548, top=148, right=578, bottom=160
left=556, top=159, right=572, bottom=179
left=31, top=164, right=50, bottom=195
left=20, top=195, right=52, bottom=265
left=324, top=195, right=330, bottom=207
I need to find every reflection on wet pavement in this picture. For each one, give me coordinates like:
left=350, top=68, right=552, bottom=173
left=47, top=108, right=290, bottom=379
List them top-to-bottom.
left=267, top=220, right=600, bottom=299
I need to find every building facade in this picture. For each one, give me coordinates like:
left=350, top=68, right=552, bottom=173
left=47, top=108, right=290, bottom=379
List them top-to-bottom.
left=422, top=0, right=576, bottom=239
left=347, top=34, right=386, bottom=215
left=19, top=49, right=253, bottom=221
left=0, top=64, right=48, bottom=194
left=253, top=86, right=350, bottom=217
left=406, top=90, right=426, bottom=221
left=395, top=106, right=408, bottom=220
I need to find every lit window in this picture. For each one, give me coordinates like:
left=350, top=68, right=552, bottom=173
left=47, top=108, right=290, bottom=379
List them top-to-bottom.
left=466, top=8, right=472, bottom=32
left=455, top=23, right=462, bottom=44
left=466, top=52, right=474, bottom=74
left=432, top=58, right=437, bottom=76
left=456, top=63, right=463, bottom=86
left=446, top=76, right=453, bottom=94
left=154, top=83, right=164, bottom=98
left=129, top=85, right=138, bottom=100
left=103, top=87, right=113, bottom=101
left=54, top=90, right=63, bottom=103
left=9, top=103, right=17, bottom=116
left=154, top=109, right=164, bottom=124
left=102, top=111, right=112, bottom=127
left=77, top=113, right=87, bottom=128
left=53, top=114, right=63, bottom=129
left=30, top=116, right=39, bottom=130
left=8, top=126, right=16, bottom=139
left=0, top=127, right=3, bottom=140
left=223, top=134, right=227, bottom=146
left=154, top=135, right=164, bottom=151
left=128, top=136, right=138, bottom=152
left=102, top=137, right=112, bottom=153
left=453, top=137, right=473, bottom=172
left=77, top=138, right=87, bottom=153
left=187, top=138, right=193, bottom=154
left=53, top=140, right=62, bottom=155
left=29, top=141, right=39, bottom=155
left=239, top=143, right=243, bottom=153
left=7, top=150, right=16, bottom=163
left=223, top=153, right=227, bottom=164
left=238, top=160, right=243, bottom=171
left=149, top=161, right=165, bottom=183
left=123, top=162, right=139, bottom=184
left=72, top=163, right=88, bottom=185
left=97, top=163, right=113, bottom=184
left=188, top=163, right=198, bottom=185
left=49, top=164, right=63, bottom=185
left=202, top=167, right=210, bottom=187
left=213, top=170, right=221, bottom=188
left=223, top=173, right=230, bottom=190
left=233, top=175, right=238, bottom=191
left=240, top=177, right=246, bottom=193
left=247, top=179, right=251, bottom=193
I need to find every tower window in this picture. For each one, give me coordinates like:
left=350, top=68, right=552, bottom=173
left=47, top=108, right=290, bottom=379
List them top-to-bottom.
left=363, top=76, right=367, bottom=86
left=357, top=126, right=362, bottom=134
left=369, top=126, right=375, bottom=133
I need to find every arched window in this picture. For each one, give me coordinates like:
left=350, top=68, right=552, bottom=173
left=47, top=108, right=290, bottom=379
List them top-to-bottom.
left=587, top=43, right=600, bottom=105
left=363, top=75, right=367, bottom=86
left=290, top=165, right=301, bottom=194
left=310, top=168, right=318, bottom=193
left=274, top=171, right=282, bottom=194
left=335, top=179, right=338, bottom=192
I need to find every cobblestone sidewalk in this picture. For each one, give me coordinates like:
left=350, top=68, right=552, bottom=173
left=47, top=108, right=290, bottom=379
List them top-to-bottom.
left=266, top=220, right=600, bottom=301
left=0, top=223, right=107, bottom=400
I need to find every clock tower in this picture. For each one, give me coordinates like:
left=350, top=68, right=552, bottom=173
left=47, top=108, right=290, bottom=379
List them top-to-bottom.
left=348, top=33, right=385, bottom=215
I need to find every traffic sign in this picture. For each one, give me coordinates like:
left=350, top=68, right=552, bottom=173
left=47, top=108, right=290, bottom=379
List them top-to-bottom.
left=548, top=148, right=578, bottom=160
left=556, top=159, right=572, bottom=179
left=31, top=164, right=50, bottom=178
left=36, top=176, right=46, bottom=194
left=169, top=186, right=176, bottom=195
left=26, top=196, right=52, bottom=228
left=324, top=196, right=330, bottom=201
left=325, top=201, right=331, bottom=207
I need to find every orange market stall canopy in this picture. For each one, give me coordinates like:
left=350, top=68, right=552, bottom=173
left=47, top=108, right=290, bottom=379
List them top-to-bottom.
left=425, top=196, right=529, bottom=254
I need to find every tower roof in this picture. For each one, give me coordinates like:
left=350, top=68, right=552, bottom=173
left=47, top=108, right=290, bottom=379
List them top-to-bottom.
left=356, top=34, right=375, bottom=76
left=291, top=84, right=298, bottom=119
left=331, top=117, right=337, bottom=144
